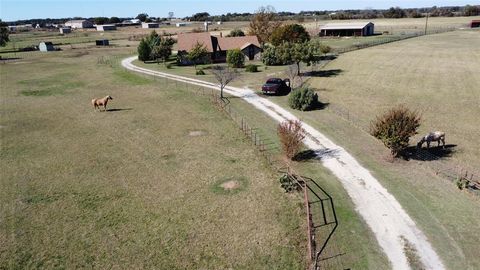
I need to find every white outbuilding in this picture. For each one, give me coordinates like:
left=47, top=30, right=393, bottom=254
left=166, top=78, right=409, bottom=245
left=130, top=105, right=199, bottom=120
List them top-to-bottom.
left=65, top=20, right=93, bottom=29
left=142, top=22, right=159, bottom=29
left=96, top=24, right=117, bottom=31
left=59, top=27, right=71, bottom=34
left=39, top=42, right=55, bottom=52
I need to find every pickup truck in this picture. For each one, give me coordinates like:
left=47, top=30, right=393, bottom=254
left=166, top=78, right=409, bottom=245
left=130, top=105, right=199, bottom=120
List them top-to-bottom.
left=261, top=78, right=291, bottom=95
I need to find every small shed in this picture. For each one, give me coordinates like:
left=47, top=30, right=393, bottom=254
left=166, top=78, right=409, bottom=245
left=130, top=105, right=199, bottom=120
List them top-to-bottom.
left=471, top=20, right=480, bottom=28
left=142, top=22, right=159, bottom=28
left=176, top=22, right=186, bottom=27
left=320, top=22, right=375, bottom=37
left=96, top=24, right=116, bottom=31
left=59, top=27, right=71, bottom=34
left=95, top=39, right=110, bottom=46
left=39, top=42, right=54, bottom=52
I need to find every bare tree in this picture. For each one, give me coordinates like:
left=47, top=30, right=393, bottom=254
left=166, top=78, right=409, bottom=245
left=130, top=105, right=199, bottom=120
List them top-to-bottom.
left=284, top=64, right=304, bottom=89
left=210, top=66, right=239, bottom=98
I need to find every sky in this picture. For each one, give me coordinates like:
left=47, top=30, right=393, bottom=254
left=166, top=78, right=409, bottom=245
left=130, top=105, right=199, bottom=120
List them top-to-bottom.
left=1, top=0, right=478, bottom=21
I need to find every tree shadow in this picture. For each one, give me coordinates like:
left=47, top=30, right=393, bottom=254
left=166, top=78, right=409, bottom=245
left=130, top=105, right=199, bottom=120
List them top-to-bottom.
left=318, top=55, right=337, bottom=61
left=1, top=57, right=22, bottom=61
left=303, top=69, right=343, bottom=78
left=315, top=101, right=329, bottom=110
left=107, top=108, right=133, bottom=112
left=402, top=144, right=457, bottom=161
left=293, top=148, right=339, bottom=162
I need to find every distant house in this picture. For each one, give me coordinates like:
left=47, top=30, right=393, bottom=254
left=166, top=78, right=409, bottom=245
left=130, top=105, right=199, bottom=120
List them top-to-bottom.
left=65, top=20, right=93, bottom=29
left=471, top=20, right=480, bottom=28
left=142, top=22, right=159, bottom=29
left=176, top=22, right=187, bottom=27
left=320, top=22, right=375, bottom=37
left=96, top=24, right=116, bottom=31
left=59, top=27, right=71, bottom=34
left=177, top=32, right=261, bottom=64
left=95, top=39, right=110, bottom=46
left=39, top=42, right=54, bottom=52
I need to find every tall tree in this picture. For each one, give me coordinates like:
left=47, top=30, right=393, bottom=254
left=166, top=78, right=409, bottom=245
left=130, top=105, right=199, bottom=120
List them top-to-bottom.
left=464, top=5, right=480, bottom=16
left=248, top=6, right=281, bottom=44
left=191, top=12, right=210, bottom=21
left=136, top=13, right=149, bottom=22
left=94, top=17, right=109, bottom=25
left=109, top=17, right=121, bottom=24
left=0, top=20, right=9, bottom=47
left=270, top=24, right=310, bottom=46
left=151, top=37, right=175, bottom=64
left=138, top=38, right=151, bottom=62
left=188, top=42, right=209, bottom=70
left=211, top=66, right=239, bottom=98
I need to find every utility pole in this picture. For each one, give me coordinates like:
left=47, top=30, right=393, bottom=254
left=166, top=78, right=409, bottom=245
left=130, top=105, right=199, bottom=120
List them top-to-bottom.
left=424, top=13, right=429, bottom=35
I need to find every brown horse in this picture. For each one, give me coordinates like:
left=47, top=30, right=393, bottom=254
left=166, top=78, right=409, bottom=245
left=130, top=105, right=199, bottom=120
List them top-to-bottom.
left=91, top=95, right=113, bottom=111
left=417, top=131, right=446, bottom=149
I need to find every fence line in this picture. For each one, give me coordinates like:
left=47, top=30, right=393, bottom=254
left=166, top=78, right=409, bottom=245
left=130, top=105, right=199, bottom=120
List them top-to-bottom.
left=332, top=26, right=458, bottom=55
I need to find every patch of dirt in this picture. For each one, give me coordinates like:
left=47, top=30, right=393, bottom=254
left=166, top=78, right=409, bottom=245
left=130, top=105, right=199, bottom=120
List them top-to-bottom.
left=188, top=130, right=207, bottom=136
left=221, top=180, right=240, bottom=190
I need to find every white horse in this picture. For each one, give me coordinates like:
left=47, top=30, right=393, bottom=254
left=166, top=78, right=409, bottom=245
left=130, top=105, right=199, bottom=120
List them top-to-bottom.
left=417, top=131, right=446, bottom=149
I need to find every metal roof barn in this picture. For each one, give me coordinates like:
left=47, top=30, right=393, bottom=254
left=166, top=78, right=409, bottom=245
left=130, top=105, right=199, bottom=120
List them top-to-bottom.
left=320, top=22, right=374, bottom=37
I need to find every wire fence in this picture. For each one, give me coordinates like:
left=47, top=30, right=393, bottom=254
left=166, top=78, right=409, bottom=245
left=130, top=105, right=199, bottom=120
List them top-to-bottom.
left=332, top=26, right=458, bottom=54
left=323, top=99, right=480, bottom=196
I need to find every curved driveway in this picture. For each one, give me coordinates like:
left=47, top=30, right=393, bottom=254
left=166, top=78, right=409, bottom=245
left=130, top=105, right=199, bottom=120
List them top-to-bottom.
left=122, top=56, right=445, bottom=270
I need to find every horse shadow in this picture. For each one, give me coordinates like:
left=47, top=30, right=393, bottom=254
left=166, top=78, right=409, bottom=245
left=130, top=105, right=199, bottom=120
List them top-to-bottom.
left=107, top=108, right=133, bottom=112
left=402, top=144, right=457, bottom=161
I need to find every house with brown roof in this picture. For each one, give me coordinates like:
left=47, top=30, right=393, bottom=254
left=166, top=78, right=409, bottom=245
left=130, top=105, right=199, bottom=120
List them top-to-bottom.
left=177, top=32, right=261, bottom=65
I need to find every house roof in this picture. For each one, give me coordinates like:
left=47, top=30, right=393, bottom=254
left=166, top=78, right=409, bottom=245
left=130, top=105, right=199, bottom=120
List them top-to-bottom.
left=66, top=20, right=90, bottom=24
left=320, top=22, right=373, bottom=30
left=177, top=32, right=215, bottom=52
left=177, top=33, right=260, bottom=53
left=217, top=36, right=260, bottom=51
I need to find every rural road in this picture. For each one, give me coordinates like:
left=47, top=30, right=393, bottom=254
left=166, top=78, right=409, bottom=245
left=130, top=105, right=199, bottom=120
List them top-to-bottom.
left=122, top=56, right=445, bottom=270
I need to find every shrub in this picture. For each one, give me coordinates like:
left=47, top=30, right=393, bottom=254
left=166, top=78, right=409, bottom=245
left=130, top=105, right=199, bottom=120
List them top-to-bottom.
left=227, top=29, right=245, bottom=37
left=137, top=38, right=151, bottom=62
left=226, top=49, right=245, bottom=68
left=245, top=64, right=258, bottom=72
left=196, top=69, right=205, bottom=75
left=288, top=87, right=318, bottom=111
left=370, top=105, right=421, bottom=157
left=277, top=120, right=305, bottom=160
left=279, top=174, right=299, bottom=192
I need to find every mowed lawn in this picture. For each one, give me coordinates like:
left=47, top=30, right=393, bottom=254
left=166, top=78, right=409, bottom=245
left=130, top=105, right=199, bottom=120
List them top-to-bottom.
left=0, top=49, right=306, bottom=269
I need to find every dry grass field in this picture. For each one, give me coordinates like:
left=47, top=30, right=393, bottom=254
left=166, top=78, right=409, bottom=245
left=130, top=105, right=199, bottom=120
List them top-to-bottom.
left=2, top=16, right=478, bottom=269
left=309, top=30, right=480, bottom=169
left=0, top=48, right=308, bottom=269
